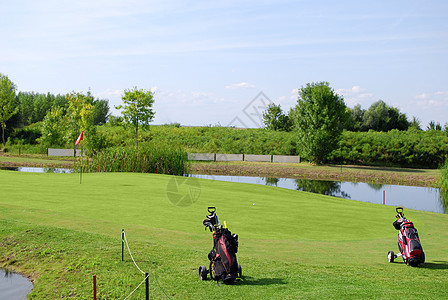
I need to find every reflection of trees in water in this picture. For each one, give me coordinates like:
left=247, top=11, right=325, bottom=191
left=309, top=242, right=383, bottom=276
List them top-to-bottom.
left=0, top=167, right=18, bottom=171
left=265, top=177, right=279, bottom=186
left=295, top=179, right=350, bottom=199
left=366, top=183, right=384, bottom=191
left=439, top=189, right=448, bottom=214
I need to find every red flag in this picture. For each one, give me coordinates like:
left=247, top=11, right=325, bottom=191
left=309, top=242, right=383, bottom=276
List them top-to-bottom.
left=75, top=131, right=83, bottom=145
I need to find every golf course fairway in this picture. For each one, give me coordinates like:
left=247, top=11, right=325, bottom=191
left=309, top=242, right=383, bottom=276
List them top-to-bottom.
left=1, top=170, right=447, bottom=299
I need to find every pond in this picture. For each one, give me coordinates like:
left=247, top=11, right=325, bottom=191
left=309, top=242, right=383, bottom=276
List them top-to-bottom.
left=0, top=166, right=72, bottom=173
left=191, top=174, right=447, bottom=214
left=0, top=269, right=33, bottom=299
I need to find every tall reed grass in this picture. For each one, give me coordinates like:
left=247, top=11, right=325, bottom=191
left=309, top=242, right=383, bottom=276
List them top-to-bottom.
left=76, top=144, right=189, bottom=175
left=440, top=159, right=448, bottom=212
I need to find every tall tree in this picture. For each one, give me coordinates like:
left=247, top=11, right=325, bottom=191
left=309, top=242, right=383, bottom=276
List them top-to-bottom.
left=0, top=74, right=18, bottom=147
left=290, top=82, right=347, bottom=163
left=115, top=87, right=155, bottom=149
left=17, top=91, right=35, bottom=126
left=66, top=91, right=97, bottom=150
left=92, top=99, right=110, bottom=125
left=363, top=100, right=409, bottom=131
left=262, top=103, right=292, bottom=131
left=39, top=106, right=67, bottom=147
left=409, top=116, right=422, bottom=130
left=427, top=120, right=442, bottom=131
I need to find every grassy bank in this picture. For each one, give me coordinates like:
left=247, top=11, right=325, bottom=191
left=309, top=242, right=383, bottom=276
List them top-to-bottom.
left=0, top=153, right=73, bottom=168
left=1, top=171, right=448, bottom=298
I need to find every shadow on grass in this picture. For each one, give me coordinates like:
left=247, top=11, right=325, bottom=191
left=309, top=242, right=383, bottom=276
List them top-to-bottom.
left=391, top=261, right=448, bottom=269
left=421, top=261, right=448, bottom=270
left=235, top=276, right=286, bottom=286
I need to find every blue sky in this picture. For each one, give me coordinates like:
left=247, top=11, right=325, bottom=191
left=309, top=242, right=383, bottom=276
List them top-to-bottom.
left=1, top=0, right=447, bottom=128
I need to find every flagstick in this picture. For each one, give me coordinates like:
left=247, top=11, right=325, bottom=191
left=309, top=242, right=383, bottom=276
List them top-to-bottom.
left=75, top=131, right=84, bottom=184
left=80, top=142, right=83, bottom=184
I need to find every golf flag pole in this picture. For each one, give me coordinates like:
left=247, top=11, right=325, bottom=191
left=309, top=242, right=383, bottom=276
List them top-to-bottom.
left=75, top=131, right=83, bottom=184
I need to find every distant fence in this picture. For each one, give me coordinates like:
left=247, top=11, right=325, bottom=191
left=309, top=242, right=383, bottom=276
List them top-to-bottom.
left=47, top=148, right=84, bottom=157
left=47, top=149, right=299, bottom=162
left=188, top=153, right=300, bottom=163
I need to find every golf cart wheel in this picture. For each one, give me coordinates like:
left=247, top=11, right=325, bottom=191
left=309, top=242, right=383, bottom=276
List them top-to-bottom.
left=387, top=251, right=395, bottom=263
left=237, top=263, right=242, bottom=277
left=199, top=266, right=208, bottom=280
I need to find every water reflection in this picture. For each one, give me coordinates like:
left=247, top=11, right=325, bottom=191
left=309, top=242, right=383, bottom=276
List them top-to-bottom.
left=0, top=167, right=72, bottom=173
left=190, top=174, right=446, bottom=214
left=265, top=177, right=280, bottom=186
left=294, top=179, right=350, bottom=199
left=366, top=183, right=384, bottom=191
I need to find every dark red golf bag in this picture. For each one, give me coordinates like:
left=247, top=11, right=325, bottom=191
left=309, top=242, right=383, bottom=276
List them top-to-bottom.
left=199, top=207, right=242, bottom=284
left=388, top=207, right=425, bottom=267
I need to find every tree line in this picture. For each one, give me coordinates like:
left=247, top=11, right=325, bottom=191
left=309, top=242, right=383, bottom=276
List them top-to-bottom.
left=2, top=72, right=447, bottom=165
left=0, top=73, right=156, bottom=152
left=0, top=73, right=110, bottom=147
left=263, top=82, right=447, bottom=163
left=264, top=98, right=445, bottom=134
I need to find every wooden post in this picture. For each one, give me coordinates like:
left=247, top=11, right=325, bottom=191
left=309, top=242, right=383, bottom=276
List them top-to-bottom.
left=122, top=229, right=124, bottom=261
left=145, top=272, right=149, bottom=300
left=93, top=275, right=97, bottom=300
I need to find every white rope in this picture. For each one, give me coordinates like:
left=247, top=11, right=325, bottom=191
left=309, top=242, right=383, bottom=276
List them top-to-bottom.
left=123, top=231, right=145, bottom=274
left=123, top=273, right=149, bottom=300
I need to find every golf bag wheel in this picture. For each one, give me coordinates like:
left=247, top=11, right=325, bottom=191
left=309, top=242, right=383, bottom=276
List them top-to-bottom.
left=387, top=251, right=395, bottom=263
left=237, top=264, right=242, bottom=278
left=199, top=266, right=208, bottom=280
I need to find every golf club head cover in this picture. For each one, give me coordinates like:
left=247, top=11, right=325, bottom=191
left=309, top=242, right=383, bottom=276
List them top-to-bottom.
left=206, top=212, right=220, bottom=227
left=203, top=219, right=214, bottom=232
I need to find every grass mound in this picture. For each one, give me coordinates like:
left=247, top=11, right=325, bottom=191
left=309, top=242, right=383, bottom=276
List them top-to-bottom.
left=0, top=171, right=447, bottom=298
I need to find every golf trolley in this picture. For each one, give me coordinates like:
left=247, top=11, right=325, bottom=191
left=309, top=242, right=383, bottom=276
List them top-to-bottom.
left=198, top=207, right=242, bottom=284
left=387, top=207, right=425, bottom=267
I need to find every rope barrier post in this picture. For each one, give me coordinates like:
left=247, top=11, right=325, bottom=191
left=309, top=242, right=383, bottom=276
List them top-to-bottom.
left=122, top=229, right=124, bottom=261
left=145, top=272, right=149, bottom=300
left=93, top=275, right=97, bottom=300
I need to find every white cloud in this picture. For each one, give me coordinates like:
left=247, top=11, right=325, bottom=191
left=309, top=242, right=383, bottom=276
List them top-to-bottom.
left=225, top=82, right=256, bottom=89
left=335, top=86, right=374, bottom=107
left=95, top=89, right=122, bottom=99
left=289, top=89, right=299, bottom=100
left=412, top=91, right=448, bottom=108
left=414, top=93, right=430, bottom=100
left=277, top=96, right=287, bottom=103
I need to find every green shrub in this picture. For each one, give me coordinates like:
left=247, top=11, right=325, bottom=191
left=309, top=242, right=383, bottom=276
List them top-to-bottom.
left=331, top=129, right=448, bottom=168
left=78, top=143, right=188, bottom=175
left=440, top=159, right=448, bottom=213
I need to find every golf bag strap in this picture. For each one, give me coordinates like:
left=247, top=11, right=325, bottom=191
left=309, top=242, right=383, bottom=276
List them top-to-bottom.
left=209, top=261, right=220, bottom=287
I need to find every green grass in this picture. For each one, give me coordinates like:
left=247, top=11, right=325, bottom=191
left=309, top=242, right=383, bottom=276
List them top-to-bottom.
left=1, top=170, right=448, bottom=299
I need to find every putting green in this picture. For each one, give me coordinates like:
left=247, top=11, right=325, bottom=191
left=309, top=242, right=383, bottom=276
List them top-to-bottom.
left=1, top=170, right=447, bottom=298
